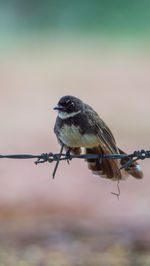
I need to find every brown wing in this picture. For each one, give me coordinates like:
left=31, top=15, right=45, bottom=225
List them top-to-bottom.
left=84, top=104, right=121, bottom=179
left=85, top=104, right=119, bottom=153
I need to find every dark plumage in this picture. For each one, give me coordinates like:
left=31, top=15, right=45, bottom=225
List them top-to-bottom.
left=54, top=95, right=143, bottom=180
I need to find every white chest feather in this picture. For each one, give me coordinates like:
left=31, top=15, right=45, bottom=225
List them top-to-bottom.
left=59, top=124, right=99, bottom=148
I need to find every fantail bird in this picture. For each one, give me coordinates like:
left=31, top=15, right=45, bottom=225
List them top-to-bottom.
left=54, top=95, right=143, bottom=180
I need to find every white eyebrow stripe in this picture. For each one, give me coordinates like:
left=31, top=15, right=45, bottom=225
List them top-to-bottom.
left=58, top=110, right=81, bottom=119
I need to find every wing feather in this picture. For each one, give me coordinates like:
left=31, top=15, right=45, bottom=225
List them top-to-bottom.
left=84, top=104, right=121, bottom=179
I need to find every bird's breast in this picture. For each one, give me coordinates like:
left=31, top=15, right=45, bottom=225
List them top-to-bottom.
left=59, top=124, right=99, bottom=148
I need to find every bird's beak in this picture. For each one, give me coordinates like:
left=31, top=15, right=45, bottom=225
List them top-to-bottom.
left=53, top=105, right=65, bottom=111
left=53, top=105, right=60, bottom=110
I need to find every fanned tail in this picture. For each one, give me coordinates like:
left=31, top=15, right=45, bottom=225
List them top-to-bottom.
left=85, top=146, right=121, bottom=180
left=85, top=146, right=143, bottom=180
left=119, top=148, right=143, bottom=179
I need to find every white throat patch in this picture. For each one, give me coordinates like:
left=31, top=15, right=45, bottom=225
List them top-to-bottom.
left=58, top=110, right=81, bottom=120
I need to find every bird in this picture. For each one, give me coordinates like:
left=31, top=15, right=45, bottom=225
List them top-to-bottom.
left=54, top=95, right=143, bottom=180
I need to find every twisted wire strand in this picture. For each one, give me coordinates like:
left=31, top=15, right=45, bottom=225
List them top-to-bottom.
left=0, top=149, right=149, bottom=165
left=0, top=149, right=148, bottom=198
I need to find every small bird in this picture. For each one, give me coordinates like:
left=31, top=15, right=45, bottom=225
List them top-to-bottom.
left=54, top=95, right=143, bottom=180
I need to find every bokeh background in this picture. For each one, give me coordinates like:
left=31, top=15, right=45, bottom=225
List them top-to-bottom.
left=1, top=1, right=150, bottom=265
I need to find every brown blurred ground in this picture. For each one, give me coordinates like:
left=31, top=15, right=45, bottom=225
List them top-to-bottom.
left=0, top=40, right=150, bottom=265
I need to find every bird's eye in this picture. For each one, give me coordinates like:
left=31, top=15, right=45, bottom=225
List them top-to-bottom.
left=66, top=100, right=74, bottom=106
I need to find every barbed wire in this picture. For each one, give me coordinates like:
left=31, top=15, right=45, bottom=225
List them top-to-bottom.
left=1, top=147, right=149, bottom=199
left=0, top=148, right=149, bottom=179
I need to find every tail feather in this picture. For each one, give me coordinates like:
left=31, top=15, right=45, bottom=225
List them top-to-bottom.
left=85, top=146, right=143, bottom=180
left=85, top=146, right=121, bottom=180
left=119, top=148, right=143, bottom=179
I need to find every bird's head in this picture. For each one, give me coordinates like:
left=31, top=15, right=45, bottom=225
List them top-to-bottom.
left=54, top=95, right=83, bottom=119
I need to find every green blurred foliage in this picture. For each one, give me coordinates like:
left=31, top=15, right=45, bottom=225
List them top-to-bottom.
left=0, top=0, right=150, bottom=36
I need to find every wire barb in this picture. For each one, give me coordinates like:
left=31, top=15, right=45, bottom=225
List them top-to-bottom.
left=52, top=144, right=64, bottom=179
left=35, top=153, right=54, bottom=164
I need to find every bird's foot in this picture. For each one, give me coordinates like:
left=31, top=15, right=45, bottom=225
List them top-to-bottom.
left=65, top=150, right=72, bottom=164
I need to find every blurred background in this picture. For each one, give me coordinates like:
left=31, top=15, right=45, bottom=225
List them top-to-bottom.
left=0, top=0, right=150, bottom=265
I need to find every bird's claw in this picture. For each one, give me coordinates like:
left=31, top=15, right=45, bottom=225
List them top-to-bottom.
left=65, top=150, right=72, bottom=164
